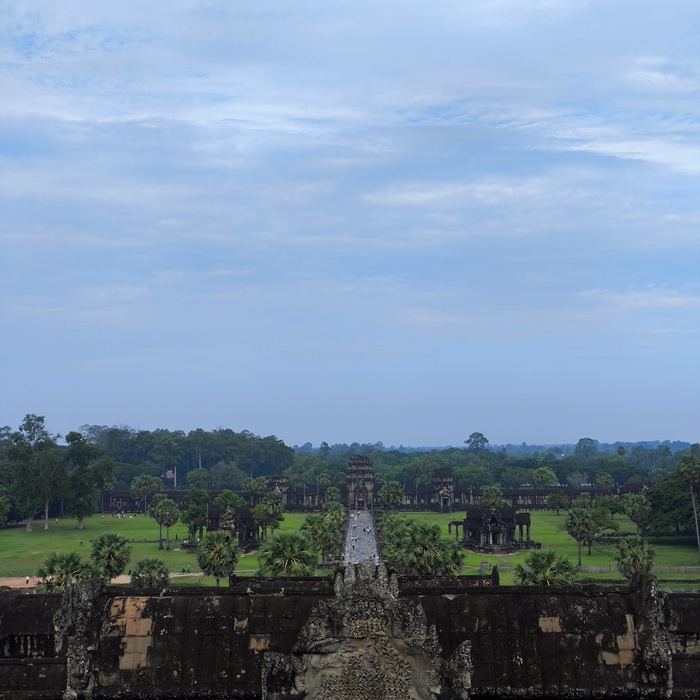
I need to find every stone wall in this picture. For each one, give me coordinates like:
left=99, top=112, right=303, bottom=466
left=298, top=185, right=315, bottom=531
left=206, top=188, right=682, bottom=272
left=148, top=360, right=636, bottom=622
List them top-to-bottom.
left=0, top=571, right=697, bottom=699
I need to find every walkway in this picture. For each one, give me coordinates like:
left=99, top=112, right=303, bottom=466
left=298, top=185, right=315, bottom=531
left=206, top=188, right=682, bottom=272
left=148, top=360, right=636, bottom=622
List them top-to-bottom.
left=343, top=510, right=379, bottom=565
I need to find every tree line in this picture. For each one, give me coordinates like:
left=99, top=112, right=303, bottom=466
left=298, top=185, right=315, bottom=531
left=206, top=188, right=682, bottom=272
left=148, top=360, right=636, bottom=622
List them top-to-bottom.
left=0, top=418, right=698, bottom=558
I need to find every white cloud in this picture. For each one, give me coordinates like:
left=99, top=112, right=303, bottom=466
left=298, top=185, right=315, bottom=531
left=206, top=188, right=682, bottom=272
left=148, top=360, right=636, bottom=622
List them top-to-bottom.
left=79, top=285, right=149, bottom=302
left=579, top=287, right=700, bottom=312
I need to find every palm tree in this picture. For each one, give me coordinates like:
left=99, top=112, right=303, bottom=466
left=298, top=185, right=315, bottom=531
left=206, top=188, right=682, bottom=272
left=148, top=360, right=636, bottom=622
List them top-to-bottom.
left=678, top=454, right=700, bottom=563
left=130, top=475, right=163, bottom=514
left=377, top=480, right=405, bottom=510
left=480, top=485, right=508, bottom=509
left=323, top=486, right=341, bottom=504
left=261, top=491, right=284, bottom=519
left=148, top=493, right=167, bottom=549
left=622, top=494, right=651, bottom=534
left=149, top=496, right=180, bottom=550
left=160, top=499, right=181, bottom=551
left=321, top=500, right=346, bottom=528
left=563, top=507, right=594, bottom=567
left=379, top=512, right=411, bottom=545
left=301, top=514, right=342, bottom=575
left=386, top=521, right=463, bottom=576
left=196, top=531, right=239, bottom=586
left=258, top=531, right=317, bottom=577
left=89, top=533, right=132, bottom=580
left=613, top=535, right=656, bottom=580
left=514, top=548, right=576, bottom=586
left=36, top=551, right=98, bottom=592
left=130, top=557, right=169, bottom=588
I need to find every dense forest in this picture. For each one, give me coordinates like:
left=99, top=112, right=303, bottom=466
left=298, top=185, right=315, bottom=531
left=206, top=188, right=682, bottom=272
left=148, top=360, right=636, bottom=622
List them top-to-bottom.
left=0, top=417, right=699, bottom=541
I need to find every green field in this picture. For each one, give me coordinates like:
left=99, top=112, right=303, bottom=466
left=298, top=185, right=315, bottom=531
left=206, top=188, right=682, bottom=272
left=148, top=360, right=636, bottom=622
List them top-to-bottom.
left=0, top=510, right=697, bottom=587
left=0, top=513, right=308, bottom=585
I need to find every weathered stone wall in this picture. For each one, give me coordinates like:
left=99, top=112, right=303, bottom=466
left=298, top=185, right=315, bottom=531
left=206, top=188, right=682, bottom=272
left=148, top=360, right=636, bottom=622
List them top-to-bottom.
left=0, top=574, right=697, bottom=700
left=0, top=591, right=66, bottom=699
left=664, top=594, right=700, bottom=699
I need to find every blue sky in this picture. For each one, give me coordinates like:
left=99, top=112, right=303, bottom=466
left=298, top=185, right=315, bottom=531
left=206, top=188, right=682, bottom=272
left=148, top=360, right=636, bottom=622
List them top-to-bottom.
left=2, top=1, right=699, bottom=447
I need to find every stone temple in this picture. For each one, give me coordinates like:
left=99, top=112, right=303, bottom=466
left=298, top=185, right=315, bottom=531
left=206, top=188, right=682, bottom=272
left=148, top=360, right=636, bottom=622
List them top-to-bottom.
left=0, top=567, right=697, bottom=698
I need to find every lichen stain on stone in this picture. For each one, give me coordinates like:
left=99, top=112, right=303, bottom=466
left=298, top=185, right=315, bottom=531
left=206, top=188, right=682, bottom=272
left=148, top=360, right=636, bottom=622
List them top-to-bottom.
left=116, top=597, right=154, bottom=671
left=616, top=614, right=636, bottom=651
left=233, top=616, right=249, bottom=632
left=538, top=616, right=562, bottom=633
left=249, top=634, right=271, bottom=650
left=601, top=649, right=634, bottom=666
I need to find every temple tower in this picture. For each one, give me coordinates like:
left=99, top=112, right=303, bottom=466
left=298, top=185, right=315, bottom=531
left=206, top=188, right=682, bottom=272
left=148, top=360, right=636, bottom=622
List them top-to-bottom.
left=346, top=455, right=374, bottom=510
left=433, top=467, right=455, bottom=510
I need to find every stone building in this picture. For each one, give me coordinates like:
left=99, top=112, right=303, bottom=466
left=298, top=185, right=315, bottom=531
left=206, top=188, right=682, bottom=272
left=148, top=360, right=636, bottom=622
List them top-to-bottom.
left=346, top=454, right=375, bottom=510
left=448, top=506, right=538, bottom=554
left=0, top=570, right=696, bottom=698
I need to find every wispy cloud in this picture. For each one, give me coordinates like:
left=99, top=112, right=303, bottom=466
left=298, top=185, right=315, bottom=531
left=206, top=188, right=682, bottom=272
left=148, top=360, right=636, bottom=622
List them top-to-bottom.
left=3, top=0, right=700, bottom=443
left=579, top=287, right=700, bottom=312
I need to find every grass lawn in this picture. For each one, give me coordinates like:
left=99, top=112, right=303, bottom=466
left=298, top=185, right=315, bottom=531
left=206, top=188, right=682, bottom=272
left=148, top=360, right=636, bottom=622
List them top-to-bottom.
left=0, top=509, right=697, bottom=587
left=380, top=510, right=699, bottom=585
left=0, top=511, right=309, bottom=584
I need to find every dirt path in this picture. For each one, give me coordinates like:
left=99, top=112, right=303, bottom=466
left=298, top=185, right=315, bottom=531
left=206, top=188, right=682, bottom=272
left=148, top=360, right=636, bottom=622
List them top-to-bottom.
left=0, top=572, right=204, bottom=589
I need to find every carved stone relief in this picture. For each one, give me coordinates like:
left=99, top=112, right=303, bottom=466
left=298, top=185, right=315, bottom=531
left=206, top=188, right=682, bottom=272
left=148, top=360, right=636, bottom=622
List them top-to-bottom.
left=262, top=561, right=472, bottom=700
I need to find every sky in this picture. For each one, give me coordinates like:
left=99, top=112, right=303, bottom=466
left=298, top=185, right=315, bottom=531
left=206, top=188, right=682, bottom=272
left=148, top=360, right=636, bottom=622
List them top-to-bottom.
left=2, top=1, right=700, bottom=448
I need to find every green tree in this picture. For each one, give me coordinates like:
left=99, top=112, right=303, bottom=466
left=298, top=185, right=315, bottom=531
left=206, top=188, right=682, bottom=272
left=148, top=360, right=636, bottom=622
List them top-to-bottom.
left=5, top=415, right=59, bottom=532
left=64, top=432, right=114, bottom=530
left=464, top=432, right=489, bottom=454
left=574, top=437, right=598, bottom=460
left=37, top=451, right=67, bottom=531
left=678, top=454, right=700, bottom=563
left=210, top=461, right=246, bottom=489
left=456, top=465, right=494, bottom=488
left=185, top=467, right=211, bottom=489
left=530, top=467, right=558, bottom=489
left=567, top=471, right=588, bottom=488
left=595, top=471, right=614, bottom=488
left=645, top=472, right=693, bottom=535
left=130, top=474, right=163, bottom=513
left=241, top=476, right=269, bottom=495
left=376, top=480, right=405, bottom=510
left=480, top=485, right=508, bottom=509
left=323, top=486, right=341, bottom=503
left=181, top=488, right=209, bottom=540
left=215, top=489, right=246, bottom=510
left=261, top=491, right=284, bottom=520
left=546, top=492, right=569, bottom=515
left=148, top=493, right=167, bottom=548
left=0, top=494, right=9, bottom=528
left=594, top=494, right=623, bottom=516
left=622, top=494, right=651, bottom=534
left=149, top=496, right=180, bottom=550
left=160, top=499, right=181, bottom=550
left=321, top=500, right=346, bottom=528
left=588, top=506, right=618, bottom=552
left=563, top=507, right=594, bottom=567
left=378, top=512, right=411, bottom=545
left=301, top=514, right=342, bottom=575
left=385, top=521, right=463, bottom=576
left=196, top=531, right=239, bottom=586
left=258, top=531, right=317, bottom=577
left=89, top=533, right=132, bottom=580
left=613, top=535, right=656, bottom=580
left=514, top=548, right=576, bottom=586
left=36, top=551, right=98, bottom=592
left=130, top=557, right=170, bottom=588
